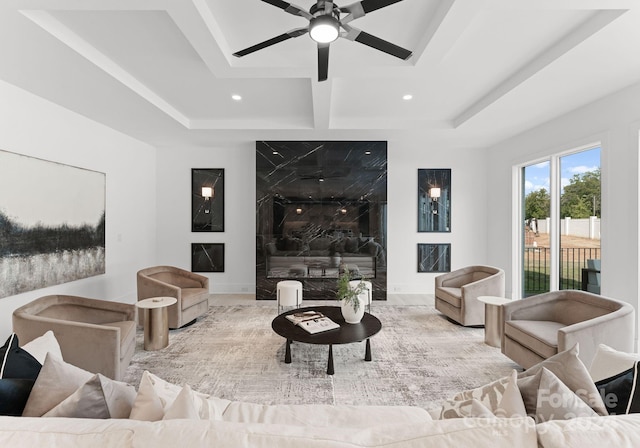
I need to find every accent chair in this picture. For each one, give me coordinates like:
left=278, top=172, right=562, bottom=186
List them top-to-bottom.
left=137, top=265, right=209, bottom=329
left=435, top=265, right=505, bottom=326
left=501, top=289, right=635, bottom=369
left=12, top=294, right=136, bottom=381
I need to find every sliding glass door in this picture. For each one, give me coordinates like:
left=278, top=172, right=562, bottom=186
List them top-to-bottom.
left=520, top=146, right=601, bottom=297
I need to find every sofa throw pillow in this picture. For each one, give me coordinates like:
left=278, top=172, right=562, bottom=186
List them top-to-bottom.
left=21, top=331, right=63, bottom=365
left=0, top=334, right=41, bottom=380
left=518, top=343, right=607, bottom=416
left=590, top=344, right=640, bottom=383
left=22, top=353, right=94, bottom=417
left=595, top=361, right=640, bottom=415
left=522, top=367, right=598, bottom=423
left=441, top=370, right=526, bottom=420
left=495, top=370, right=527, bottom=418
left=129, top=371, right=222, bottom=421
left=43, top=373, right=136, bottom=419
left=452, top=375, right=511, bottom=410
left=0, top=378, right=35, bottom=416
left=162, top=384, right=200, bottom=420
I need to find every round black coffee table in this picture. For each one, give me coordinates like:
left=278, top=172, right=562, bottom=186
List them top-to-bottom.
left=271, top=306, right=382, bottom=375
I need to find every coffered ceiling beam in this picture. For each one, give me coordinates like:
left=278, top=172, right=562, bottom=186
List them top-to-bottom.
left=453, top=9, right=626, bottom=128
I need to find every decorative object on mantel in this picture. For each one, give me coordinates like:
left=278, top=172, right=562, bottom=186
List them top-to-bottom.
left=191, top=168, right=224, bottom=232
left=418, top=168, right=451, bottom=232
left=336, top=266, right=368, bottom=323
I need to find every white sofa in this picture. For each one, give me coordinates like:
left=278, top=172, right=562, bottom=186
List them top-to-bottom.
left=1, top=408, right=640, bottom=447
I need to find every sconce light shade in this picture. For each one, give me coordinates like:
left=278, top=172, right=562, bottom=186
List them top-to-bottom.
left=202, top=187, right=213, bottom=199
left=429, top=187, right=441, bottom=199
left=296, top=207, right=303, bottom=215
left=340, top=208, right=347, bottom=215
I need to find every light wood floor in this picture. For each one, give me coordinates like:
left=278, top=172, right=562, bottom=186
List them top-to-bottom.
left=209, top=293, right=434, bottom=307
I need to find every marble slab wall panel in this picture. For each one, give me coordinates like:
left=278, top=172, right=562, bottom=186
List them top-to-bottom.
left=256, top=141, right=387, bottom=301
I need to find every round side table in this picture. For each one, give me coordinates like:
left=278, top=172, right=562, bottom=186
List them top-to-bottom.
left=478, top=296, right=511, bottom=348
left=136, top=297, right=177, bottom=351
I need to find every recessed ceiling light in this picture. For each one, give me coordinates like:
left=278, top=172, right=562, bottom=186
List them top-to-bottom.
left=231, top=94, right=242, bottom=101
left=402, top=94, right=413, bottom=101
left=365, top=151, right=371, bottom=155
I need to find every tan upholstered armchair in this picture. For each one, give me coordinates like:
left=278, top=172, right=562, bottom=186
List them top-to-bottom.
left=435, top=265, right=505, bottom=326
left=137, top=266, right=209, bottom=329
left=501, top=290, right=635, bottom=369
left=12, top=295, right=136, bottom=381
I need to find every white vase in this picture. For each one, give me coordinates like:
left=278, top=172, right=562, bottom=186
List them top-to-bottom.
left=340, top=299, right=364, bottom=324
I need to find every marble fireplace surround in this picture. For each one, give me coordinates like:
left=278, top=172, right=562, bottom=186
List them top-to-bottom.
left=256, top=141, right=387, bottom=301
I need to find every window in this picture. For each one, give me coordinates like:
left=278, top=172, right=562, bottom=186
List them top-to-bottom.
left=518, top=146, right=601, bottom=298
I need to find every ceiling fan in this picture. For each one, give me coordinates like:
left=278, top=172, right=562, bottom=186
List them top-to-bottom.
left=232, top=0, right=413, bottom=82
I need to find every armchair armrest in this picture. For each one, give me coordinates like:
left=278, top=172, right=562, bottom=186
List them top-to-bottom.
left=461, top=271, right=505, bottom=298
left=137, top=275, right=182, bottom=300
left=559, top=305, right=635, bottom=366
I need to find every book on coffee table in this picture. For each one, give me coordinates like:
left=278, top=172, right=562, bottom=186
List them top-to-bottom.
left=286, top=311, right=340, bottom=334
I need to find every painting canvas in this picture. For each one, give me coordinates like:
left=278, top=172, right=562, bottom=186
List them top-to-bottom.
left=0, top=150, right=105, bottom=298
left=192, top=168, right=224, bottom=232
left=192, top=243, right=224, bottom=272
left=417, top=243, right=451, bottom=273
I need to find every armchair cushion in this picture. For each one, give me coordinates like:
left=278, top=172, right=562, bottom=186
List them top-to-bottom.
left=504, top=321, right=565, bottom=360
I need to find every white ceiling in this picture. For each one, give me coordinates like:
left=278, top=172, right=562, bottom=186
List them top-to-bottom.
left=1, top=0, right=640, bottom=149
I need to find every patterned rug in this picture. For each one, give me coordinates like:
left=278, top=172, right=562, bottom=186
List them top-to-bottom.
left=122, top=305, right=519, bottom=412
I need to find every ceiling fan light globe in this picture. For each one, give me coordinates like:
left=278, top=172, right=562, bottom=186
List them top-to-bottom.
left=309, top=16, right=339, bottom=43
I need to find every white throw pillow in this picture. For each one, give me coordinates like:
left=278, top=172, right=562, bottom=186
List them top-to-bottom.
left=21, top=331, right=63, bottom=365
left=589, top=344, right=640, bottom=382
left=129, top=371, right=228, bottom=421
left=163, top=385, right=200, bottom=420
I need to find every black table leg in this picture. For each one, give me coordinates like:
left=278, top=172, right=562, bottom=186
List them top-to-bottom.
left=365, top=338, right=372, bottom=361
left=285, top=339, right=292, bottom=364
left=327, top=344, right=334, bottom=375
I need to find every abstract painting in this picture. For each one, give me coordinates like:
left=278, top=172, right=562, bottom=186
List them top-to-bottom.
left=0, top=149, right=105, bottom=298
left=418, top=169, right=451, bottom=232
left=191, top=243, right=224, bottom=272
left=418, top=243, right=451, bottom=273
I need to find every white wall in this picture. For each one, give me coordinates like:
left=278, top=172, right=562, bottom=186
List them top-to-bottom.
left=0, top=80, right=157, bottom=337
left=487, top=81, right=640, bottom=310
left=156, top=137, right=489, bottom=295
left=387, top=138, right=489, bottom=293
left=155, top=143, right=256, bottom=293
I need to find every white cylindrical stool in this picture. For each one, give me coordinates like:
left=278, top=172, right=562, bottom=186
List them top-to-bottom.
left=277, top=280, right=303, bottom=314
left=349, top=280, right=372, bottom=313
left=478, top=296, right=511, bottom=348
left=136, top=297, right=177, bottom=351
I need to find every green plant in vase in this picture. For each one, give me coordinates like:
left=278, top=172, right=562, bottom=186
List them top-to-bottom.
left=336, top=265, right=367, bottom=312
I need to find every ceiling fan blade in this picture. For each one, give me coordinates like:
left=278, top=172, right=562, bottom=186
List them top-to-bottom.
left=262, top=0, right=313, bottom=19
left=340, top=0, right=403, bottom=20
left=359, top=0, right=404, bottom=14
left=233, top=27, right=308, bottom=57
left=345, top=28, right=412, bottom=60
left=318, top=43, right=330, bottom=82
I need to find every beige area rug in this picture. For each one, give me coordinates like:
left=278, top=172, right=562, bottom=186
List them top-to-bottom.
left=123, top=305, right=519, bottom=413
